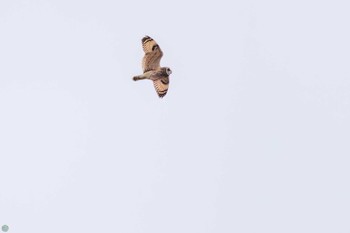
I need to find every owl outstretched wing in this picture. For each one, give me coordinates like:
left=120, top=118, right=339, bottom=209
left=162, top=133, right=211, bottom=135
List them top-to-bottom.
left=142, top=36, right=163, bottom=73
left=153, top=77, right=169, bottom=98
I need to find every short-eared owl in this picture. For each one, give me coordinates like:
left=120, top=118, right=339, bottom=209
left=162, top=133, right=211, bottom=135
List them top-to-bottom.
left=133, top=36, right=172, bottom=98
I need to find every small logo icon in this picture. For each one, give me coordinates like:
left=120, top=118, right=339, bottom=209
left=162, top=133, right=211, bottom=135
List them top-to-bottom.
left=1, top=225, right=9, bottom=232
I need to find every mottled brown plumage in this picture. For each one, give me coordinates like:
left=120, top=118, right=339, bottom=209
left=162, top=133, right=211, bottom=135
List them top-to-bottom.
left=133, top=36, right=172, bottom=98
left=142, top=36, right=163, bottom=73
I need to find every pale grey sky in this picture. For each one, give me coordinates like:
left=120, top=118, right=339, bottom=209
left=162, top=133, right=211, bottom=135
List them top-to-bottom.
left=0, top=0, right=349, bottom=233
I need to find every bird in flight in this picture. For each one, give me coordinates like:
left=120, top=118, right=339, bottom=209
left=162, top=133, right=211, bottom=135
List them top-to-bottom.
left=133, top=36, right=172, bottom=98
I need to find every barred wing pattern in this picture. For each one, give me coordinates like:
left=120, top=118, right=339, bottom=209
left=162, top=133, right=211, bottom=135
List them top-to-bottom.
left=142, top=36, right=163, bottom=73
left=153, top=77, right=169, bottom=98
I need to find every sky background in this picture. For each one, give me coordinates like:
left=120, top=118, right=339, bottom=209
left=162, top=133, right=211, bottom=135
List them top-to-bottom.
left=0, top=0, right=349, bottom=232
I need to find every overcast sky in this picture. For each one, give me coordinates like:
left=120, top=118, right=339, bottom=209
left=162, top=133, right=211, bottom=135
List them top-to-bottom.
left=0, top=0, right=349, bottom=232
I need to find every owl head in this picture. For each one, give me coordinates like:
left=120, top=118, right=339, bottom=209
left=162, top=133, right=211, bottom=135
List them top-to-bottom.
left=162, top=67, right=172, bottom=76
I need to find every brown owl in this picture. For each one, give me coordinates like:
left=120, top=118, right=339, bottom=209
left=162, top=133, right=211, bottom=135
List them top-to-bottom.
left=133, top=36, right=172, bottom=98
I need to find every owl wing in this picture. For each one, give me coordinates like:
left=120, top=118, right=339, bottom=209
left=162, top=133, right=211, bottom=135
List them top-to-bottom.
left=142, top=36, right=163, bottom=73
left=153, top=77, right=169, bottom=98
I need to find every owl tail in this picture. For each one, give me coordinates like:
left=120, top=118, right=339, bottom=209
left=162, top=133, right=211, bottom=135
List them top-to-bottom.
left=133, top=75, right=147, bottom=81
